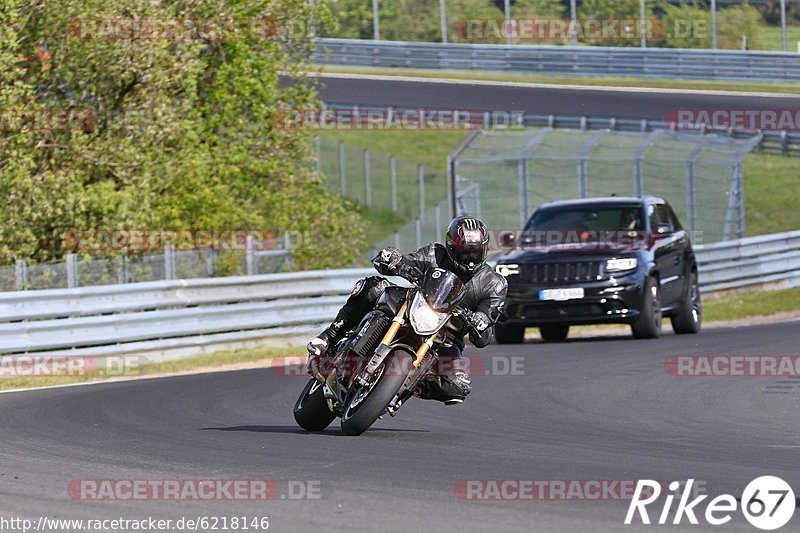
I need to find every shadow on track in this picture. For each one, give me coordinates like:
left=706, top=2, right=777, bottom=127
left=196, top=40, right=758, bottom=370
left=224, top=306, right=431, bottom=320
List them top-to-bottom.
left=199, top=425, right=430, bottom=435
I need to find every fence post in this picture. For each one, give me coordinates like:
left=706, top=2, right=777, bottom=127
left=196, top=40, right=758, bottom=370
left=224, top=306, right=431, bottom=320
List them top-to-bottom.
left=338, top=141, right=346, bottom=197
left=364, top=149, right=372, bottom=209
left=390, top=155, right=398, bottom=212
left=518, top=159, right=529, bottom=229
left=686, top=161, right=697, bottom=236
left=418, top=164, right=425, bottom=219
left=435, top=203, right=442, bottom=236
left=415, top=218, right=422, bottom=249
left=394, top=231, right=400, bottom=249
left=246, top=235, right=256, bottom=276
left=164, top=244, right=176, bottom=280
left=66, top=253, right=78, bottom=288
left=120, top=254, right=130, bottom=284
left=15, top=259, right=27, bottom=291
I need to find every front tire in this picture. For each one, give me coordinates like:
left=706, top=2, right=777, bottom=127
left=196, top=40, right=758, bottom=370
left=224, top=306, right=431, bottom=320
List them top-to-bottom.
left=671, top=271, right=702, bottom=335
left=631, top=276, right=662, bottom=339
left=540, top=324, right=570, bottom=342
left=495, top=325, right=525, bottom=344
left=340, top=352, right=412, bottom=436
left=293, top=378, right=336, bottom=431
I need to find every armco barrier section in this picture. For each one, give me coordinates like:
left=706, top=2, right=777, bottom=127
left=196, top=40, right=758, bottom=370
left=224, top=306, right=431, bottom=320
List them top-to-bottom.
left=314, top=38, right=800, bottom=82
left=0, top=230, right=798, bottom=357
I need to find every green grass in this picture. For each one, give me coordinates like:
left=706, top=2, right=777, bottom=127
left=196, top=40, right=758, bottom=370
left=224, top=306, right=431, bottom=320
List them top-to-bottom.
left=760, top=25, right=800, bottom=52
left=319, top=65, right=800, bottom=95
left=743, top=152, right=800, bottom=236
left=703, top=286, right=800, bottom=322
left=0, top=345, right=304, bottom=392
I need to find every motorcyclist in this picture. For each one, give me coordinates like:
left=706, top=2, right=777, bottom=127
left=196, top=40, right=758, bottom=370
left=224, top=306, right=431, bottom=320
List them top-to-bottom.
left=306, top=216, right=508, bottom=406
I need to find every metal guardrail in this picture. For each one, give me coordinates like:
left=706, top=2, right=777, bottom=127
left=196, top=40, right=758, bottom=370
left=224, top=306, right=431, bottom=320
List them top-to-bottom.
left=315, top=38, right=800, bottom=82
left=325, top=103, right=800, bottom=157
left=0, top=231, right=797, bottom=358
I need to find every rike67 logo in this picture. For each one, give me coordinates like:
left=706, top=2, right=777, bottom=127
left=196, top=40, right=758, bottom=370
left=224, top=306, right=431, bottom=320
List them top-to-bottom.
left=625, top=477, right=795, bottom=530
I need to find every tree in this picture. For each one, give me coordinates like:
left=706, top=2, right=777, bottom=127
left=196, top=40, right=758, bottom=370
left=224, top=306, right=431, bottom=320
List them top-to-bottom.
left=0, top=0, right=364, bottom=270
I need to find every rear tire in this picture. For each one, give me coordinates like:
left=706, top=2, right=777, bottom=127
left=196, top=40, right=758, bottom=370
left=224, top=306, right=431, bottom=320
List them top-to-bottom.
left=672, top=271, right=702, bottom=335
left=631, top=276, right=662, bottom=339
left=540, top=324, right=570, bottom=342
left=495, top=325, right=525, bottom=344
left=340, top=352, right=412, bottom=436
left=293, top=378, right=336, bottom=431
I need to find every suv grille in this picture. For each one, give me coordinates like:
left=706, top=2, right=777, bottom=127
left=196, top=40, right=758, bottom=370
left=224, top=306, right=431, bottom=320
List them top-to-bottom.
left=521, top=261, right=603, bottom=284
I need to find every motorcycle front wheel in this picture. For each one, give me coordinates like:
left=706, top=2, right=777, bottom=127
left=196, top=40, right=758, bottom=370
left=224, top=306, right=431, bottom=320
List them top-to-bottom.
left=340, top=351, right=413, bottom=436
left=293, top=378, right=336, bottom=431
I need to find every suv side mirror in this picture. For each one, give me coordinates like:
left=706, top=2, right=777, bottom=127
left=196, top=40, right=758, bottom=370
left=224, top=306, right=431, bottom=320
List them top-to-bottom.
left=656, top=222, right=674, bottom=236
left=500, top=231, right=516, bottom=247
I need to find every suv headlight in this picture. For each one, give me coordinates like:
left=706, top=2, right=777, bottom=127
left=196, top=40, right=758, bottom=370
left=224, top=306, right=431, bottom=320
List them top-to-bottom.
left=605, top=258, right=638, bottom=273
left=408, top=292, right=448, bottom=335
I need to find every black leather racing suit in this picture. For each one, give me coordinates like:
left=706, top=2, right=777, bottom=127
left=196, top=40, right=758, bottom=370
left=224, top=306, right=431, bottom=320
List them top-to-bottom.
left=320, top=243, right=508, bottom=402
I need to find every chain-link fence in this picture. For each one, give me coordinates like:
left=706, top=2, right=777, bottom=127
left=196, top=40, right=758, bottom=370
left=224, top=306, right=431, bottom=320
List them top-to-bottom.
left=450, top=127, right=762, bottom=245
left=316, top=136, right=447, bottom=219
left=5, top=245, right=293, bottom=291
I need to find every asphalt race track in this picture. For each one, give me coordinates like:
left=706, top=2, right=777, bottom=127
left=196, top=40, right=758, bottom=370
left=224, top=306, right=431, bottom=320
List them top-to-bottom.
left=316, top=74, right=800, bottom=120
left=2, top=320, right=799, bottom=532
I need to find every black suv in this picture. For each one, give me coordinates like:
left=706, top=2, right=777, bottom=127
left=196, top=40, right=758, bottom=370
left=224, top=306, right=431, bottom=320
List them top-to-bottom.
left=494, top=196, right=701, bottom=343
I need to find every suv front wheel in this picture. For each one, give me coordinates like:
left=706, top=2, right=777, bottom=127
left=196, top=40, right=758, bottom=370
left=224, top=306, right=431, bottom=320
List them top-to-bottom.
left=631, top=277, right=662, bottom=339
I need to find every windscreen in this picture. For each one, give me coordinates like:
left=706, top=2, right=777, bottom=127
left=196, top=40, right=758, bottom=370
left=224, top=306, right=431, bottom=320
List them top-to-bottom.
left=526, top=206, right=645, bottom=232
left=421, top=268, right=465, bottom=311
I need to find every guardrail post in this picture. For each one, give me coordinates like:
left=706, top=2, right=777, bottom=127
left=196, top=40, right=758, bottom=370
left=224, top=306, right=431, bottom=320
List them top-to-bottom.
left=338, top=141, right=346, bottom=197
left=364, top=149, right=372, bottom=209
left=390, top=155, right=397, bottom=212
left=418, top=164, right=425, bottom=219
left=415, top=218, right=422, bottom=249
left=394, top=231, right=400, bottom=249
left=246, top=235, right=256, bottom=276
left=164, top=244, right=176, bottom=280
left=66, top=253, right=78, bottom=288
left=15, top=259, right=27, bottom=291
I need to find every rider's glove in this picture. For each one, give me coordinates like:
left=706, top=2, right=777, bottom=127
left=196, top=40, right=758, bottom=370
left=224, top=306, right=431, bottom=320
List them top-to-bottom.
left=377, top=246, right=403, bottom=270
left=469, top=311, right=490, bottom=333
left=306, top=337, right=328, bottom=375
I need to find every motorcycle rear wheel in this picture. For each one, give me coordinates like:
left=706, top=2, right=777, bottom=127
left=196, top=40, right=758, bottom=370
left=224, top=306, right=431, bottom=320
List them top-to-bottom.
left=340, top=351, right=413, bottom=436
left=293, top=378, right=336, bottom=431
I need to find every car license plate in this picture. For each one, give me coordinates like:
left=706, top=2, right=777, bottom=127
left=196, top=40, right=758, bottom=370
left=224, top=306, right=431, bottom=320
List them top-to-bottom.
left=539, top=288, right=584, bottom=301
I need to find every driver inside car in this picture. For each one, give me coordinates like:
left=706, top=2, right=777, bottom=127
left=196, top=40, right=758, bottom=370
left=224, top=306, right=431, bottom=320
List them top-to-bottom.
left=306, top=216, right=508, bottom=406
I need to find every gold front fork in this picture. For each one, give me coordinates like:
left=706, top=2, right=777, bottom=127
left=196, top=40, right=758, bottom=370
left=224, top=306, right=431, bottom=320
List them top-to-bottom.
left=379, top=302, right=408, bottom=347
left=413, top=335, right=436, bottom=368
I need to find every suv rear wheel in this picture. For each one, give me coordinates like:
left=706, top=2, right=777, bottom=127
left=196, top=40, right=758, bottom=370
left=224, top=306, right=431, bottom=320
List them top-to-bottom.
left=631, top=276, right=662, bottom=339
left=540, top=324, right=570, bottom=342
left=495, top=325, right=525, bottom=344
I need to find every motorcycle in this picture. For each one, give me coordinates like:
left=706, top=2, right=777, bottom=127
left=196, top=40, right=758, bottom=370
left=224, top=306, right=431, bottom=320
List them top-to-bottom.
left=293, top=266, right=470, bottom=436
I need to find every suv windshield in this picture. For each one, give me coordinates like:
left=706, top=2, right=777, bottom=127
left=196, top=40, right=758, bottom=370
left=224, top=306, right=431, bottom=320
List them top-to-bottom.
left=526, top=205, right=645, bottom=232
